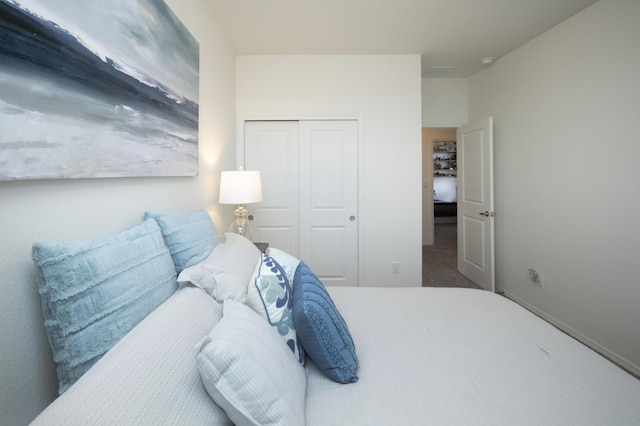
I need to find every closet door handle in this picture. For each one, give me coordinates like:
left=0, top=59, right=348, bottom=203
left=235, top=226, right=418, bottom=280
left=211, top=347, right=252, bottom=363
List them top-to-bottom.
left=349, top=215, right=356, bottom=222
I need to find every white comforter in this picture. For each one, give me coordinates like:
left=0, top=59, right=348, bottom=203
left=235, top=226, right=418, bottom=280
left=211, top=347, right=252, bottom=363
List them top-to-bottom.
left=30, top=286, right=232, bottom=426
left=32, top=286, right=640, bottom=425
left=309, top=286, right=640, bottom=425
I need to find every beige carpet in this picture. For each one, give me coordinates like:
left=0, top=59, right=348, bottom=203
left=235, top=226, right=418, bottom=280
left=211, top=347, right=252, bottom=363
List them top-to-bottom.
left=423, top=223, right=480, bottom=289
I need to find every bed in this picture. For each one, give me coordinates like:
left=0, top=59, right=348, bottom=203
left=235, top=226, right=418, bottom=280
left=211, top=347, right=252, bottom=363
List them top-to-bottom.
left=30, top=210, right=640, bottom=425
left=309, top=286, right=640, bottom=424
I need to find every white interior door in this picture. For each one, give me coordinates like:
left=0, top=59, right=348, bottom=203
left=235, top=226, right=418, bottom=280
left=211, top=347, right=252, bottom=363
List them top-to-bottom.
left=457, top=117, right=495, bottom=292
left=244, top=120, right=358, bottom=286
left=299, top=120, right=358, bottom=286
left=245, top=121, right=299, bottom=253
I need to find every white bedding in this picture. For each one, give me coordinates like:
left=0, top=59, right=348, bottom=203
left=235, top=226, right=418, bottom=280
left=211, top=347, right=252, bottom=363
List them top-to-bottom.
left=31, top=285, right=640, bottom=425
left=31, top=286, right=232, bottom=426
left=308, top=286, right=640, bottom=425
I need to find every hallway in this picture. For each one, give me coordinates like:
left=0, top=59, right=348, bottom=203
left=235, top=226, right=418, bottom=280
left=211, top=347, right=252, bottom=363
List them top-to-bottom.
left=422, top=223, right=480, bottom=289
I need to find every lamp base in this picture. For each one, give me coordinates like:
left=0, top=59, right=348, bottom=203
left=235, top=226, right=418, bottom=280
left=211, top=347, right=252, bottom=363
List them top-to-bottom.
left=228, top=204, right=252, bottom=240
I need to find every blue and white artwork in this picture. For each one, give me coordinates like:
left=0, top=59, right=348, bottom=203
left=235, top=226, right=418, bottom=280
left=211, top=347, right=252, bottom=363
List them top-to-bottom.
left=0, top=0, right=199, bottom=180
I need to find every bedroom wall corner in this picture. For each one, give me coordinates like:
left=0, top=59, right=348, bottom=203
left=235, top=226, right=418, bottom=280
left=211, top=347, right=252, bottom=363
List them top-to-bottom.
left=467, top=0, right=640, bottom=375
left=0, top=1, right=237, bottom=424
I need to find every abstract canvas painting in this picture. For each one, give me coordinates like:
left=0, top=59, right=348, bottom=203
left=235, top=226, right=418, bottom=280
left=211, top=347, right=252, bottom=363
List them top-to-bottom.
left=0, top=0, right=199, bottom=180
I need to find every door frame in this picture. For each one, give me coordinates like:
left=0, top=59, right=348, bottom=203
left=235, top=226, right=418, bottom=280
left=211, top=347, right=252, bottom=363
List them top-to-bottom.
left=236, top=110, right=365, bottom=284
left=423, top=121, right=494, bottom=292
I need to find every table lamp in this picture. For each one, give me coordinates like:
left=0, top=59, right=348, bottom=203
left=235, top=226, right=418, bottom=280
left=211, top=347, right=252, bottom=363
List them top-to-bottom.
left=218, top=168, right=263, bottom=240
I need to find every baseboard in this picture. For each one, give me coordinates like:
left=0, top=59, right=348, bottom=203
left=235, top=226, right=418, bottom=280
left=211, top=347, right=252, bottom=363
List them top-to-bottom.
left=501, top=289, right=640, bottom=378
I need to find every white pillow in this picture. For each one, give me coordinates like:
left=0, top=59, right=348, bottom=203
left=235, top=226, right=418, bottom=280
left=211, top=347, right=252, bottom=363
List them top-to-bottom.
left=177, top=233, right=260, bottom=303
left=246, top=254, right=304, bottom=364
left=196, top=300, right=307, bottom=426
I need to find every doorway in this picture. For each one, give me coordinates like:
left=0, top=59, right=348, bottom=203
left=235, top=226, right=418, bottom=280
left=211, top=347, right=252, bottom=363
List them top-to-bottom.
left=422, top=118, right=495, bottom=291
left=422, top=128, right=478, bottom=288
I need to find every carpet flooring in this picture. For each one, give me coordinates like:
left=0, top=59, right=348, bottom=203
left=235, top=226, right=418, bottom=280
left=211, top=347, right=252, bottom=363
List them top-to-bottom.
left=423, top=223, right=481, bottom=289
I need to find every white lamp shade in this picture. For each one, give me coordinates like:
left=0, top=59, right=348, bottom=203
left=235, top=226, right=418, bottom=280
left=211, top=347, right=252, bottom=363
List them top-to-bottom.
left=219, top=170, right=263, bottom=204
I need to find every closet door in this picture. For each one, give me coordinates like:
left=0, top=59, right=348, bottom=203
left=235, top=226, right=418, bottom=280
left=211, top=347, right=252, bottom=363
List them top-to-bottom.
left=244, top=120, right=358, bottom=286
left=299, top=120, right=358, bottom=286
left=245, top=121, right=299, bottom=254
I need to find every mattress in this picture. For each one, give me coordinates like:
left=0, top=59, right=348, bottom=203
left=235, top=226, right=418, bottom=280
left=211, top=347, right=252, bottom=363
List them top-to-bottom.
left=30, top=286, right=232, bottom=426
left=307, top=286, right=640, bottom=425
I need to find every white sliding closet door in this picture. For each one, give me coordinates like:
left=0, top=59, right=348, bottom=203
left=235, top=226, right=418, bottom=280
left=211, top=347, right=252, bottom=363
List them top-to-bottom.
left=245, top=120, right=358, bottom=286
left=299, top=120, right=358, bottom=286
left=245, top=121, right=300, bottom=254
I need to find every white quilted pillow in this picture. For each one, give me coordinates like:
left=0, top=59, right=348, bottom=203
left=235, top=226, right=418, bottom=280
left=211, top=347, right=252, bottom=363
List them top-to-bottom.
left=196, top=300, right=306, bottom=426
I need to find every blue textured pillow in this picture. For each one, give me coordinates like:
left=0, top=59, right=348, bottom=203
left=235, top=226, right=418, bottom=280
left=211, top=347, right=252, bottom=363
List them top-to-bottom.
left=144, top=209, right=220, bottom=273
left=32, top=219, right=178, bottom=394
left=292, top=262, right=358, bottom=383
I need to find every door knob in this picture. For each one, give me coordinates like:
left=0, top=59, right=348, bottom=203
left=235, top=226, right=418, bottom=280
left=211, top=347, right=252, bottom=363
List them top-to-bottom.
left=479, top=211, right=490, bottom=217
left=248, top=215, right=254, bottom=221
left=349, top=215, right=356, bottom=222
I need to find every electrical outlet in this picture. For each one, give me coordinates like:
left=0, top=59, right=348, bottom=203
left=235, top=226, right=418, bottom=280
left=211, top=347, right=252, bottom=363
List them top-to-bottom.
left=392, top=262, right=400, bottom=274
left=528, top=268, right=544, bottom=288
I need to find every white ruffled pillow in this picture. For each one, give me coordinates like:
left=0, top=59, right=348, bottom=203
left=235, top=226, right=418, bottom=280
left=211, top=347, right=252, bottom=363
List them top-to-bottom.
left=177, top=233, right=260, bottom=303
left=196, top=300, right=306, bottom=426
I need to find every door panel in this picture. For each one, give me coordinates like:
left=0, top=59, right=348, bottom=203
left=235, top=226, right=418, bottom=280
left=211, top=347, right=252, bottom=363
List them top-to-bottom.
left=457, top=117, right=494, bottom=292
left=299, top=120, right=358, bottom=286
left=245, top=121, right=299, bottom=254
left=461, top=136, right=484, bottom=203
left=461, top=216, right=485, bottom=268
left=309, top=227, right=346, bottom=277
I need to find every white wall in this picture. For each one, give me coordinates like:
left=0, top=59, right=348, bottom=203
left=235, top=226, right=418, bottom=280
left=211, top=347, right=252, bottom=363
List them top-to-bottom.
left=469, top=0, right=640, bottom=374
left=0, top=1, right=237, bottom=423
left=236, top=55, right=423, bottom=287
left=421, top=78, right=468, bottom=127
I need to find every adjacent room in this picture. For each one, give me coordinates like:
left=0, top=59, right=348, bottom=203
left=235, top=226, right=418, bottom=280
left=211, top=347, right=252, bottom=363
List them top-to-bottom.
left=1, top=0, right=639, bottom=424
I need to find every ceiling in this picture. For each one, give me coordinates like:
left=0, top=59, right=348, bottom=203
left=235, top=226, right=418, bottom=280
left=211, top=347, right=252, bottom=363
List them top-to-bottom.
left=203, top=0, right=599, bottom=78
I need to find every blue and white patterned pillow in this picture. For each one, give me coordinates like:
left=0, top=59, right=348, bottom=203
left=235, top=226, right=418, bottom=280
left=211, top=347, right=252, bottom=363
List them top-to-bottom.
left=267, top=247, right=300, bottom=285
left=247, top=254, right=304, bottom=364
